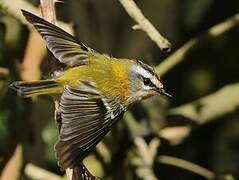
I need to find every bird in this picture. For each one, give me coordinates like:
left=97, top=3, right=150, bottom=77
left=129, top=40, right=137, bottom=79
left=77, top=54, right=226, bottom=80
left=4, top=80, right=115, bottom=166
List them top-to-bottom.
left=10, top=10, right=172, bottom=179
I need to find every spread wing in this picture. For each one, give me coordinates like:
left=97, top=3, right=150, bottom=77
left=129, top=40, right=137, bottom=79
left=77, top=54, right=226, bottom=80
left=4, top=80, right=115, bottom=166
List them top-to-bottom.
left=21, top=10, right=90, bottom=67
left=55, top=82, right=125, bottom=169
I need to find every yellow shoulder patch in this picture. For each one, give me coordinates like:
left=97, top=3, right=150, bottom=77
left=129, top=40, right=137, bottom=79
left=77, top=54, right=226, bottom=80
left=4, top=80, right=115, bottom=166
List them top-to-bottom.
left=111, top=61, right=129, bottom=100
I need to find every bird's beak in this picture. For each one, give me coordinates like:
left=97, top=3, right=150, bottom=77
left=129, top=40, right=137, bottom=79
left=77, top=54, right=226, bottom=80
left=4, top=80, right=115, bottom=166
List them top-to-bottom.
left=157, top=88, right=173, bottom=98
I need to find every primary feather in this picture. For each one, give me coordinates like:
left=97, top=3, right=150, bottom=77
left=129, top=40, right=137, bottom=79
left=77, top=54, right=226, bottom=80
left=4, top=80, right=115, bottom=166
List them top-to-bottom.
left=21, top=9, right=90, bottom=67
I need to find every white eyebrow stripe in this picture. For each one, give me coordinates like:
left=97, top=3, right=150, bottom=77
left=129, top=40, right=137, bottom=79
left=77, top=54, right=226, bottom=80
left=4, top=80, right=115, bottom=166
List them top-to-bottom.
left=134, top=65, right=153, bottom=78
left=152, top=77, right=160, bottom=87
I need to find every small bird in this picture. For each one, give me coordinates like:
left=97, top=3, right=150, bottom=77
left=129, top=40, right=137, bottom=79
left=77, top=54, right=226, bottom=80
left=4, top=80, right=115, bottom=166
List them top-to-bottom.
left=11, top=10, right=171, bottom=179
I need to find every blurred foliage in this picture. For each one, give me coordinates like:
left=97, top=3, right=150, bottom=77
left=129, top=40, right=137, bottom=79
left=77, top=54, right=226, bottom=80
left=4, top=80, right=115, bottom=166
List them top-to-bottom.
left=0, top=0, right=239, bottom=180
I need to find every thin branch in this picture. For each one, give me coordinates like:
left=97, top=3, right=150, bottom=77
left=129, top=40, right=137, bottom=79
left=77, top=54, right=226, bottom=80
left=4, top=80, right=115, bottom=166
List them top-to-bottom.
left=0, top=0, right=72, bottom=32
left=0, top=0, right=39, bottom=27
left=40, top=0, right=59, bottom=24
left=119, top=0, right=172, bottom=52
left=156, top=13, right=239, bottom=76
left=20, top=30, right=46, bottom=81
left=0, top=67, right=9, bottom=78
left=159, top=83, right=239, bottom=144
left=169, top=83, right=239, bottom=124
left=159, top=126, right=191, bottom=145
left=131, top=137, right=160, bottom=180
left=96, top=142, right=111, bottom=163
left=0, top=145, right=23, bottom=180
left=158, top=155, right=215, bottom=179
left=25, top=163, right=62, bottom=180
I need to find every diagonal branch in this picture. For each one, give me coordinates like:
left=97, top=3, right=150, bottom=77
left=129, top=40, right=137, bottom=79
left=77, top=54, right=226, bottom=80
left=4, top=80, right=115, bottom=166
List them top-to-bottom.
left=0, top=0, right=71, bottom=30
left=119, top=0, right=172, bottom=52
left=156, top=13, right=239, bottom=76
left=20, top=30, right=46, bottom=81
left=160, top=83, right=239, bottom=144
left=169, top=83, right=239, bottom=124
left=0, top=145, right=23, bottom=180
left=158, top=155, right=215, bottom=179
left=25, top=163, right=62, bottom=180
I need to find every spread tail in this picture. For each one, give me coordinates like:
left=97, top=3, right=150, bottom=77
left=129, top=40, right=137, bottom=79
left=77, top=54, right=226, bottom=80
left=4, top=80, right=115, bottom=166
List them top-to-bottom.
left=10, top=80, right=62, bottom=97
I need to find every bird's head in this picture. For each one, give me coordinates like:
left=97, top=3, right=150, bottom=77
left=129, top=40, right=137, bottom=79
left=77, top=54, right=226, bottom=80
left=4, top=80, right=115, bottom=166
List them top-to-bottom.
left=127, top=60, right=171, bottom=105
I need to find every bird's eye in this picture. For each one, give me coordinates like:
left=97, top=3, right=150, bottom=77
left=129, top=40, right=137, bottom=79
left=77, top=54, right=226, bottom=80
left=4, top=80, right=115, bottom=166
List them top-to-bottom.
left=143, top=77, right=152, bottom=86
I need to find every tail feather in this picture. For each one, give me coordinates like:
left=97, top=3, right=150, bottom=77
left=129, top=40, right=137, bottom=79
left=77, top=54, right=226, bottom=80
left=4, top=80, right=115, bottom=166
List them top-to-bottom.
left=10, top=80, right=62, bottom=97
left=69, top=163, right=99, bottom=180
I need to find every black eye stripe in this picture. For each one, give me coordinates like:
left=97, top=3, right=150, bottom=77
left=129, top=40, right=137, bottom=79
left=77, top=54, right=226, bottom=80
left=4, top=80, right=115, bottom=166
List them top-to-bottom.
left=142, top=77, right=154, bottom=87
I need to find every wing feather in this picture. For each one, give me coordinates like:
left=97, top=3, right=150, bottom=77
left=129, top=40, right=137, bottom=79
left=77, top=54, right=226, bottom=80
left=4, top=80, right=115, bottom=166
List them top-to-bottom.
left=21, top=10, right=90, bottom=67
left=55, top=82, right=125, bottom=169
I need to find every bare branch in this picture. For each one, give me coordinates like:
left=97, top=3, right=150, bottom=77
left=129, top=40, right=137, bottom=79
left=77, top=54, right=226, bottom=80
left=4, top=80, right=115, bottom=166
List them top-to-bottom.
left=0, top=0, right=72, bottom=33
left=0, top=0, right=39, bottom=27
left=40, top=0, right=57, bottom=23
left=119, top=0, right=172, bottom=52
left=156, top=13, right=239, bottom=76
left=20, top=30, right=46, bottom=81
left=0, top=67, right=9, bottom=78
left=159, top=83, right=239, bottom=144
left=169, top=83, right=239, bottom=124
left=159, top=126, right=191, bottom=145
left=129, top=137, right=160, bottom=180
left=0, top=145, right=23, bottom=180
left=158, top=155, right=215, bottom=179
left=25, top=163, right=62, bottom=180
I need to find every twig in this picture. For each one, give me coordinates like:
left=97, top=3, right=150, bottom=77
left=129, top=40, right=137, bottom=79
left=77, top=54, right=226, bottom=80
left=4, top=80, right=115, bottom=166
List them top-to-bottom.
left=0, top=0, right=72, bottom=32
left=0, top=0, right=39, bottom=27
left=40, top=0, right=57, bottom=24
left=118, top=0, right=172, bottom=52
left=156, top=13, right=239, bottom=76
left=20, top=30, right=46, bottom=81
left=0, top=67, right=10, bottom=78
left=158, top=83, right=239, bottom=144
left=169, top=83, right=239, bottom=124
left=159, top=126, right=191, bottom=145
left=130, top=137, right=160, bottom=180
left=96, top=142, right=111, bottom=163
left=0, top=145, right=23, bottom=180
left=158, top=155, right=215, bottom=179
left=25, top=163, right=62, bottom=180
